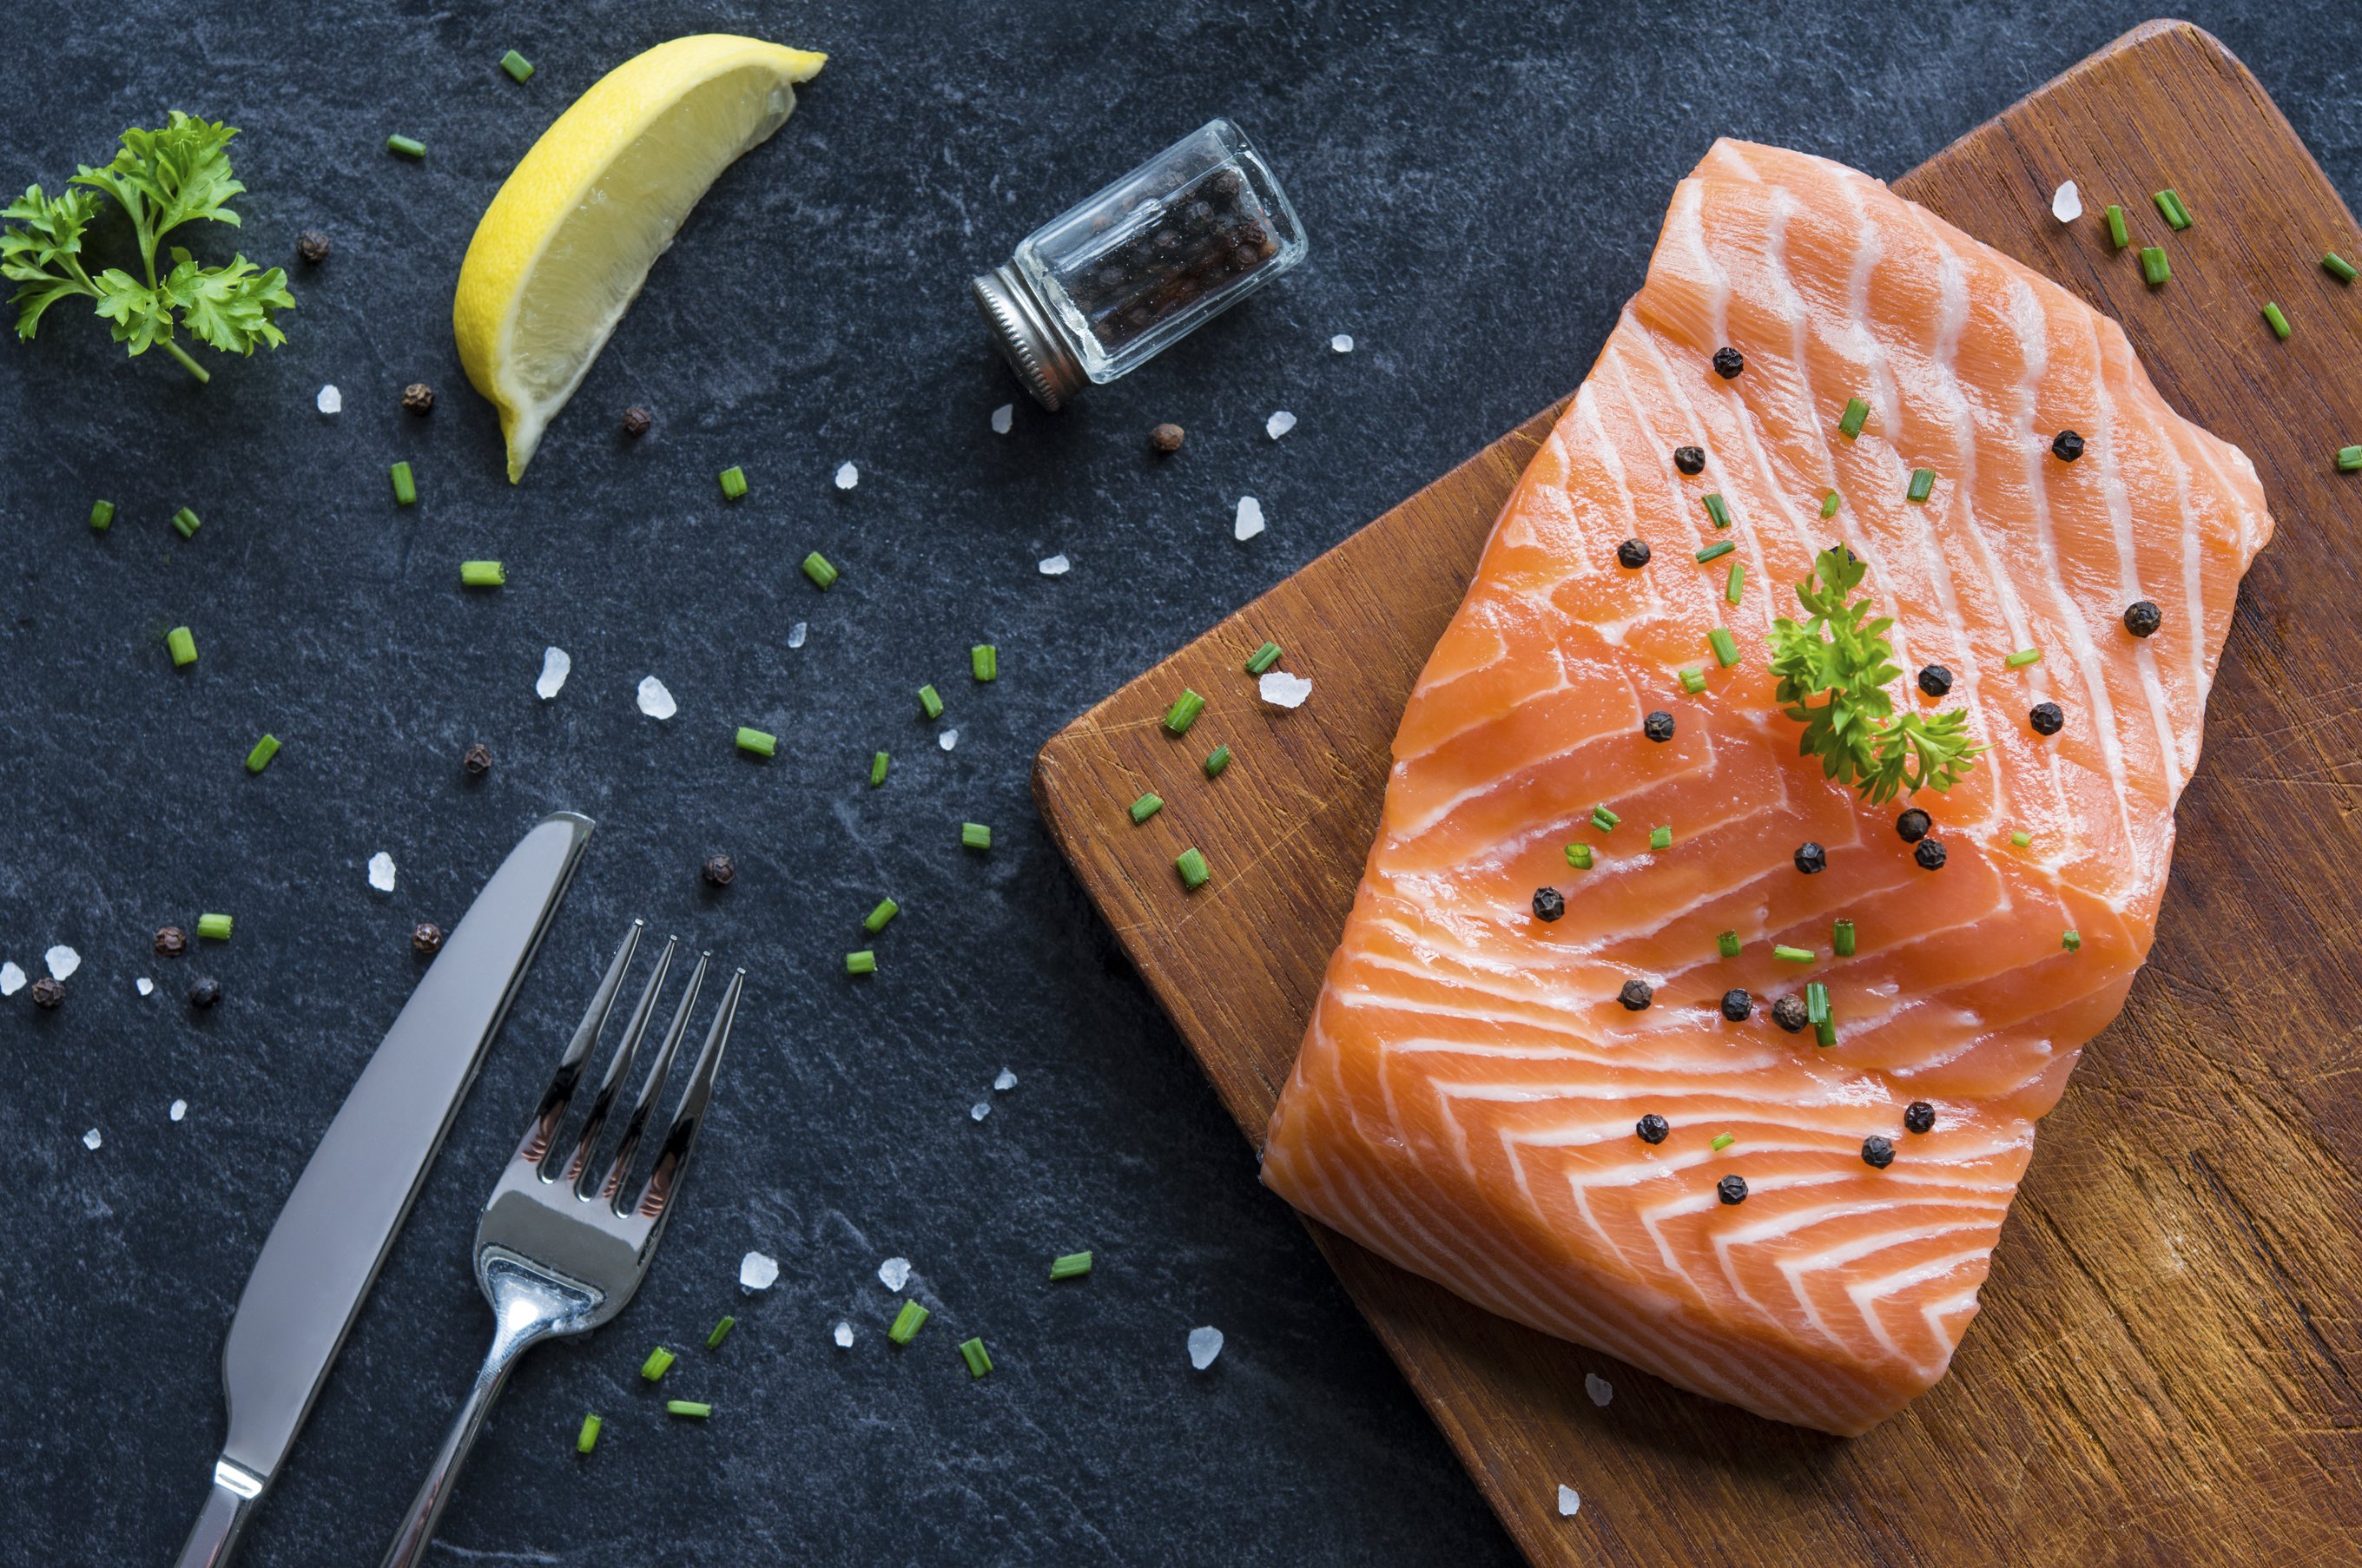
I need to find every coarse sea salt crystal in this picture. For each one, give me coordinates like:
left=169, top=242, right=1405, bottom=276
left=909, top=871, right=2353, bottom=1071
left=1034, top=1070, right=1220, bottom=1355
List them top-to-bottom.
left=2052, top=180, right=2082, bottom=223
left=1331, top=333, right=1355, bottom=353
left=315, top=384, right=341, bottom=414
left=991, top=404, right=1013, bottom=435
left=1265, top=410, right=1296, bottom=440
left=835, top=460, right=859, bottom=491
left=1234, top=497, right=1265, bottom=542
left=1039, top=553, right=1071, bottom=576
left=786, top=622, right=808, bottom=649
left=536, top=646, right=571, bottom=700
left=1259, top=669, right=1312, bottom=708
left=637, top=675, right=677, bottom=720
left=939, top=728, right=959, bottom=752
left=367, top=852, right=397, bottom=893
left=44, top=945, right=80, bottom=981
left=0, top=962, right=23, bottom=997
left=136, top=978, right=155, bottom=998
left=993, top=1068, right=1017, bottom=1092
left=169, top=1099, right=187, bottom=1122
left=970, top=1101, right=991, bottom=1122
left=82, top=1128, right=102, bottom=1151
left=739, top=1250, right=780, bottom=1291
left=878, top=1256, right=912, bottom=1291
left=833, top=1321, right=854, bottom=1348
left=1188, top=1325, right=1224, bottom=1371
left=1585, top=1373, right=1613, bottom=1407
left=1557, top=1485, right=1580, bottom=1518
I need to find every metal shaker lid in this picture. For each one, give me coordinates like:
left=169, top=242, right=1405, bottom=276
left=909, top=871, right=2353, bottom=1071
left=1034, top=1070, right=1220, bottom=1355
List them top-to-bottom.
left=970, top=263, right=1085, bottom=411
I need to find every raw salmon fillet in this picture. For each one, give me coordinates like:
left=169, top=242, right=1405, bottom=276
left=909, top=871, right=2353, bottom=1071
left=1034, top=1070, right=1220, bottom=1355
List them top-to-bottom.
left=1260, top=140, right=2273, bottom=1434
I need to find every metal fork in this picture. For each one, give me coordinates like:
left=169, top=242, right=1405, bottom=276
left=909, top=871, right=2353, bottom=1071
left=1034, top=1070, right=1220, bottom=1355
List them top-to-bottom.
left=379, top=921, right=745, bottom=1568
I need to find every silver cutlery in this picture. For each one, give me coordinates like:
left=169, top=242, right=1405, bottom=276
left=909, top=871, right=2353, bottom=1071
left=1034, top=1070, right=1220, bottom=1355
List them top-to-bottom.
left=176, top=811, right=594, bottom=1568
left=378, top=921, right=746, bottom=1568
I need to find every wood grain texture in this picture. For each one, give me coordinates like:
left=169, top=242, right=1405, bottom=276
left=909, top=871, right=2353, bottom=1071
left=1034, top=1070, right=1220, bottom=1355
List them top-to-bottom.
left=1033, top=21, right=2362, bottom=1566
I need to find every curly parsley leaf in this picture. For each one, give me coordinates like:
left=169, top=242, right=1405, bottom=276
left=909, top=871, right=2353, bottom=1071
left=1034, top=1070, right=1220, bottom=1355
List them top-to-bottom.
left=1, top=184, right=104, bottom=338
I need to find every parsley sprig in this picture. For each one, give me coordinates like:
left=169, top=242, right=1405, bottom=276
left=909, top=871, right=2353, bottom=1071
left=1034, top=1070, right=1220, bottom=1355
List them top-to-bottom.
left=3, top=113, right=292, bottom=382
left=1767, top=547, right=1983, bottom=803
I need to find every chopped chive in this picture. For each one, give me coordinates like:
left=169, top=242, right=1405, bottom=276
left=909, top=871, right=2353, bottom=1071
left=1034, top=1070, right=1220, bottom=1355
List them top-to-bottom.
left=499, top=48, right=534, bottom=82
left=386, top=134, right=426, bottom=159
left=2153, top=189, right=2191, bottom=230
left=2104, top=204, right=2129, bottom=248
left=2140, top=246, right=2171, bottom=286
left=2326, top=252, right=2359, bottom=285
left=2262, top=302, right=2291, bottom=340
left=1837, top=397, right=1869, bottom=439
left=2339, top=445, right=2362, bottom=472
left=389, top=461, right=417, bottom=505
left=718, top=465, right=748, bottom=500
left=1906, top=468, right=1936, bottom=503
left=1819, top=490, right=1840, bottom=519
left=1703, top=493, right=1732, bottom=530
left=89, top=499, right=115, bottom=531
left=173, top=506, right=202, bottom=538
left=1694, top=540, right=1735, bottom=564
left=802, top=551, right=838, bottom=589
left=460, top=560, right=505, bottom=588
left=1725, top=562, right=1744, bottom=605
left=168, top=626, right=198, bottom=667
left=1708, top=627, right=1739, bottom=668
left=1244, top=641, right=1283, bottom=675
left=971, top=644, right=998, bottom=682
left=2005, top=647, right=2042, bottom=669
left=1679, top=666, right=1706, bottom=695
left=918, top=684, right=944, bottom=720
left=1163, top=689, right=1205, bottom=735
left=735, top=726, right=777, bottom=757
left=244, top=735, right=280, bottom=774
left=1202, top=744, right=1232, bottom=778
left=869, top=751, right=889, bottom=786
left=1129, top=792, right=1164, bottom=825
left=1590, top=804, right=1621, bottom=832
left=961, top=822, right=993, bottom=852
left=1649, top=825, right=1673, bottom=850
left=2010, top=830, right=2032, bottom=848
left=1564, top=843, right=1594, bottom=871
left=1174, top=847, right=1210, bottom=890
left=863, top=898, right=899, bottom=933
left=196, top=912, right=232, bottom=942
left=1833, top=919, right=1856, bottom=958
left=2062, top=929, right=2083, bottom=952
left=1717, top=930, right=1740, bottom=959
left=1772, top=944, right=1813, bottom=964
left=845, top=949, right=876, bottom=975
left=1805, top=981, right=1830, bottom=1024
left=1815, top=1018, right=1837, bottom=1048
left=1709, top=1133, right=1735, bottom=1152
left=1049, top=1250, right=1094, bottom=1281
left=887, top=1300, right=930, bottom=1344
left=706, top=1315, right=736, bottom=1349
left=959, top=1337, right=993, bottom=1379
left=640, top=1347, right=676, bottom=1381
left=665, top=1400, right=711, bottom=1419
left=576, top=1413, right=601, bottom=1453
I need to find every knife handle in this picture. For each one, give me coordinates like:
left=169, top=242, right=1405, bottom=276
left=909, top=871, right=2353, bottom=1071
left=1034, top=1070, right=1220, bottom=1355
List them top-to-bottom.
left=175, top=1459, right=265, bottom=1568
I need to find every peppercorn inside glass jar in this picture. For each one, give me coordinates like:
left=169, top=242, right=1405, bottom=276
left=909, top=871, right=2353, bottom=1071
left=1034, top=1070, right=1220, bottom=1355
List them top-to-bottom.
left=971, top=118, right=1308, bottom=409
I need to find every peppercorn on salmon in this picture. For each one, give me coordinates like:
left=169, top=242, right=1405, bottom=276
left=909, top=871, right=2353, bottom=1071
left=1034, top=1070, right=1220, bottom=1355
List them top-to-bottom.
left=1258, top=140, right=2273, bottom=1435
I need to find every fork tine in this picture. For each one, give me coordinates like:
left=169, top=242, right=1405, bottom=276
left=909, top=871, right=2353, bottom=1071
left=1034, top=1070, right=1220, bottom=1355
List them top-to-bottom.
left=522, top=920, right=644, bottom=1174
left=564, top=935, right=677, bottom=1197
left=597, top=952, right=709, bottom=1209
left=630, top=966, right=745, bottom=1222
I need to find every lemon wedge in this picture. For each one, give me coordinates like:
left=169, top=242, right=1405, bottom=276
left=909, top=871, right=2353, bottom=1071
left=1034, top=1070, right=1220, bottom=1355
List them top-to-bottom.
left=454, top=35, right=825, bottom=481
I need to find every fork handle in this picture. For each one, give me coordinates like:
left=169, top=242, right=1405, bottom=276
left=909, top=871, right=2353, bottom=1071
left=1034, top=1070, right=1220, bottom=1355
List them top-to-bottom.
left=377, top=1328, right=534, bottom=1568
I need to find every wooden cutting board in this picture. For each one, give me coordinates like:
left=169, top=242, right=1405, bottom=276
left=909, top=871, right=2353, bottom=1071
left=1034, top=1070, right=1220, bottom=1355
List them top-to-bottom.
left=1033, top=21, right=2362, bottom=1565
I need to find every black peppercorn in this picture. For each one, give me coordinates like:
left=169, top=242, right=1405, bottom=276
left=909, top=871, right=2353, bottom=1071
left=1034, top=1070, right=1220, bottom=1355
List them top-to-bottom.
left=295, top=230, right=330, bottom=264
left=1712, top=346, right=1745, bottom=379
left=401, top=381, right=435, bottom=416
left=621, top=405, right=653, bottom=438
left=1150, top=422, right=1185, bottom=454
left=2051, top=428, right=2084, bottom=462
left=1673, top=445, right=1706, bottom=475
left=1616, top=537, right=1652, bottom=570
left=2123, top=600, right=2162, bottom=638
left=1917, top=663, right=1954, bottom=698
left=2029, top=702, right=2064, bottom=736
left=1643, top=710, right=1676, bottom=743
left=462, top=743, right=492, bottom=777
left=1896, top=808, right=1931, bottom=843
left=1915, top=838, right=1949, bottom=871
left=1793, top=841, right=1828, bottom=875
left=702, top=853, right=736, bottom=887
left=1532, top=886, right=1566, bottom=923
left=412, top=921, right=445, bottom=956
left=155, top=925, right=188, bottom=958
left=30, top=976, right=63, bottom=1010
left=189, top=977, right=222, bottom=1009
left=1617, top=979, right=1653, bottom=1011
left=1720, top=988, right=1752, bottom=1022
left=1771, top=995, right=1809, bottom=1033
left=1904, top=1100, right=1936, bottom=1134
left=1635, top=1113, right=1670, bottom=1145
left=1861, top=1134, right=1897, bottom=1169
left=1717, top=1173, right=1749, bottom=1205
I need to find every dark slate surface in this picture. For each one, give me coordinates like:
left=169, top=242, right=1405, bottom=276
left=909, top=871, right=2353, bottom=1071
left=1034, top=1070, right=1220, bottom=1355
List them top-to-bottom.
left=0, top=3, right=2351, bottom=1563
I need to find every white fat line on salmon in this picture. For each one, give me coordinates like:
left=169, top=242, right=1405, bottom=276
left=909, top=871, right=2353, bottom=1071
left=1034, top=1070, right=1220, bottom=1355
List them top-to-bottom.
left=2083, top=317, right=2186, bottom=815
left=1568, top=363, right=1673, bottom=623
left=2161, top=427, right=2214, bottom=782
left=1386, top=693, right=1715, bottom=844
left=1494, top=1130, right=1645, bottom=1275
left=1751, top=1206, right=2008, bottom=1360
left=1777, top=1221, right=2004, bottom=1367
left=1844, top=1247, right=1992, bottom=1374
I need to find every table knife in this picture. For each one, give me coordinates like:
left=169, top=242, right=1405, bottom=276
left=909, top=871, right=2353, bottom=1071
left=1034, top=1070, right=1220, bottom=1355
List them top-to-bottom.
left=175, top=811, right=594, bottom=1568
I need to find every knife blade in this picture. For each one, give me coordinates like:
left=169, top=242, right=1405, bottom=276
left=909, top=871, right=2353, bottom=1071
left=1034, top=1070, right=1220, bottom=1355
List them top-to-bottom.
left=175, top=811, right=594, bottom=1568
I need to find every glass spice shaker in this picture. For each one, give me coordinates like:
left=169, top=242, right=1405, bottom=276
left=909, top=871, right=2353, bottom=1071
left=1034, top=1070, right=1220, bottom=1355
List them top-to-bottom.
left=972, top=117, right=1309, bottom=409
